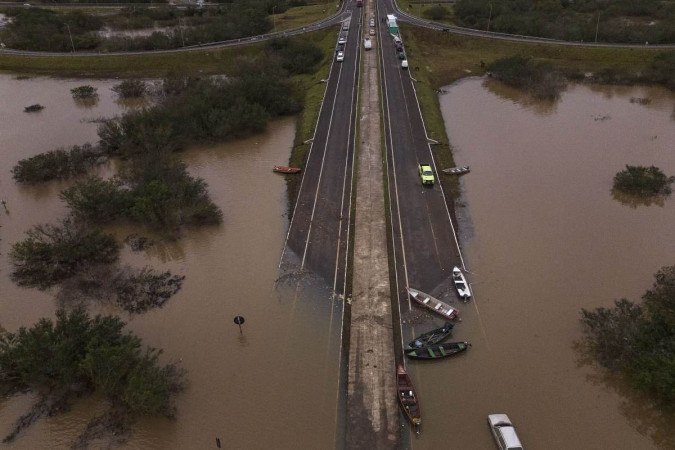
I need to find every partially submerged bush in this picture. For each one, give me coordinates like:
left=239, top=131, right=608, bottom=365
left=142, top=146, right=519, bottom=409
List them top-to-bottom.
left=488, top=56, right=566, bottom=100
left=112, top=80, right=148, bottom=99
left=71, top=85, right=98, bottom=99
left=23, top=104, right=44, bottom=113
left=12, top=144, right=101, bottom=183
left=613, top=165, right=674, bottom=197
left=9, top=217, right=119, bottom=289
left=0, top=308, right=185, bottom=445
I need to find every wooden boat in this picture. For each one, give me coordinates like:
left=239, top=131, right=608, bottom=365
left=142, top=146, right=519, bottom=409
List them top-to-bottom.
left=273, top=165, right=301, bottom=174
left=442, top=165, right=470, bottom=175
left=452, top=266, right=471, bottom=300
left=407, top=287, right=459, bottom=320
left=406, top=322, right=454, bottom=349
left=405, top=341, right=470, bottom=360
left=396, top=364, right=421, bottom=427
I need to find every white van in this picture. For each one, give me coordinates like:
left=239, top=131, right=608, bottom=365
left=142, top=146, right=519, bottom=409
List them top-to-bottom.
left=364, top=38, right=372, bottom=50
left=401, top=59, right=408, bottom=69
left=487, top=414, right=523, bottom=450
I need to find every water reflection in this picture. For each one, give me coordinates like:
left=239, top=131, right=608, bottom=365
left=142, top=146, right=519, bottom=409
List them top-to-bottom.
left=73, top=97, right=99, bottom=109
left=611, top=188, right=668, bottom=208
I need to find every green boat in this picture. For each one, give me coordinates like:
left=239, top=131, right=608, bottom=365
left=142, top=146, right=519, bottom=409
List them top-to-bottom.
left=405, top=341, right=470, bottom=360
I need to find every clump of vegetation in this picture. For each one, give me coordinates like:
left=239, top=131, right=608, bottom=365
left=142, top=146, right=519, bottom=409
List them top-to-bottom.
left=423, top=5, right=450, bottom=21
left=267, top=37, right=324, bottom=75
left=488, top=56, right=566, bottom=99
left=112, top=79, right=148, bottom=99
left=71, top=85, right=98, bottom=99
left=23, top=104, right=44, bottom=113
left=12, top=144, right=101, bottom=183
left=613, top=165, right=674, bottom=197
left=9, top=217, right=119, bottom=289
left=58, top=265, right=184, bottom=313
left=580, top=266, right=675, bottom=406
left=0, top=308, right=185, bottom=445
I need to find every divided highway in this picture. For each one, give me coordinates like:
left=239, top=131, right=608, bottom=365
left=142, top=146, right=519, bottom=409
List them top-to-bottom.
left=279, top=3, right=362, bottom=296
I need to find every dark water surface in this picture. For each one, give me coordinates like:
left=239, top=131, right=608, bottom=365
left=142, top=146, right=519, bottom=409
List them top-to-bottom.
left=410, top=78, right=675, bottom=450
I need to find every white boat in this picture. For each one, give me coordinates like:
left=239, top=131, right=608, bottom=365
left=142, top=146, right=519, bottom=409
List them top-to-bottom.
left=442, top=166, right=470, bottom=175
left=452, top=267, right=471, bottom=300
left=407, top=287, right=459, bottom=320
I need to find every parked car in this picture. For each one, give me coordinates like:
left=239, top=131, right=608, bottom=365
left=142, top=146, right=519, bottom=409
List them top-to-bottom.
left=369, top=18, right=375, bottom=27
left=369, top=28, right=375, bottom=36
left=338, top=35, right=347, bottom=45
left=393, top=35, right=402, bottom=45
left=364, top=38, right=372, bottom=50
left=395, top=43, right=403, bottom=52
left=336, top=51, right=345, bottom=62
left=397, top=51, right=406, bottom=59
left=401, top=59, right=409, bottom=70
left=418, top=164, right=434, bottom=185
left=487, top=414, right=523, bottom=450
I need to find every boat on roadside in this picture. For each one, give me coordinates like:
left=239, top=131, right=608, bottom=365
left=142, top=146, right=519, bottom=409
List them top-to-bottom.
left=273, top=165, right=301, bottom=174
left=442, top=166, right=470, bottom=175
left=452, top=266, right=471, bottom=300
left=407, top=287, right=459, bottom=320
left=406, top=322, right=454, bottom=349
left=405, top=341, right=470, bottom=360
left=396, top=364, right=421, bottom=428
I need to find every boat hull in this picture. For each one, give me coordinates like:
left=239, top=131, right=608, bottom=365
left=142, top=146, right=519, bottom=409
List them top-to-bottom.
left=273, top=165, right=301, bottom=174
left=452, top=267, right=471, bottom=300
left=407, top=287, right=459, bottom=320
left=406, top=322, right=454, bottom=349
left=405, top=341, right=469, bottom=360
left=397, top=364, right=421, bottom=427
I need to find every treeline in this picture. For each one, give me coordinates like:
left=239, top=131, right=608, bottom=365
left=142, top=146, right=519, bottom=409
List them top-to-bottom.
left=0, top=0, right=313, bottom=52
left=454, top=0, right=675, bottom=44
left=580, top=266, right=675, bottom=406
left=0, top=308, right=184, bottom=445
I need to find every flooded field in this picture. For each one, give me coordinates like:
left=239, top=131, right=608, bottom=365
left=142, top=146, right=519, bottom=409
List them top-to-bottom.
left=0, top=75, right=341, bottom=449
left=412, top=79, right=675, bottom=449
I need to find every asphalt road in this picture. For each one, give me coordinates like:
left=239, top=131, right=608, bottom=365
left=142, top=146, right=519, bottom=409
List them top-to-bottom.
left=376, top=0, right=464, bottom=334
left=279, top=1, right=362, bottom=296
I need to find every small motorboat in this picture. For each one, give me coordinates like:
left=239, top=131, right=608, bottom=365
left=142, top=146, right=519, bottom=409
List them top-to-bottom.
left=273, top=166, right=301, bottom=174
left=442, top=166, right=470, bottom=175
left=452, top=267, right=471, bottom=300
left=407, top=287, right=459, bottom=320
left=406, top=322, right=454, bottom=349
left=405, top=341, right=470, bottom=360
left=396, top=364, right=421, bottom=428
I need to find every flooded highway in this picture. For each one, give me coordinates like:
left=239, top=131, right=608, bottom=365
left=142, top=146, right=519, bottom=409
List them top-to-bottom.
left=410, top=78, right=675, bottom=449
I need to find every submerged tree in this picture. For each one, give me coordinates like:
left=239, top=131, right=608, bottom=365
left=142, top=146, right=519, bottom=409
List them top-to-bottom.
left=613, top=165, right=674, bottom=197
left=580, top=266, right=675, bottom=406
left=0, top=308, right=185, bottom=445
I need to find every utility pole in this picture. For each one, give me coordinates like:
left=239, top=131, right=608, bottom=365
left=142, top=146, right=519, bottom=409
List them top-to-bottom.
left=487, top=3, right=493, bottom=32
left=272, top=5, right=277, bottom=33
left=594, top=12, right=600, bottom=43
left=178, top=18, right=185, bottom=46
left=66, top=23, right=75, bottom=52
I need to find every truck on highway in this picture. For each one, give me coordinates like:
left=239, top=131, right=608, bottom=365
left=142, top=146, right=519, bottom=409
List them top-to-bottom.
left=386, top=14, right=398, bottom=34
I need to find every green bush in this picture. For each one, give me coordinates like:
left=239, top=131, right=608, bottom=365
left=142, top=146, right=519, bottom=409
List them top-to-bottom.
left=488, top=56, right=566, bottom=99
left=112, top=80, right=148, bottom=99
left=71, top=85, right=98, bottom=99
left=12, top=144, right=100, bottom=183
left=613, top=165, right=674, bottom=196
left=10, top=218, right=119, bottom=289
left=580, top=266, right=675, bottom=405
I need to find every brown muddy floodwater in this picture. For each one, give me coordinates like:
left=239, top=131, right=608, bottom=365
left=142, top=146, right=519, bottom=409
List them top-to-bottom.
left=0, top=75, right=341, bottom=449
left=411, top=79, right=675, bottom=449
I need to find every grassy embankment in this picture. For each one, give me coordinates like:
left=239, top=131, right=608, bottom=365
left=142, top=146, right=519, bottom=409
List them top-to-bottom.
left=274, top=3, right=338, bottom=32
left=400, top=25, right=668, bottom=198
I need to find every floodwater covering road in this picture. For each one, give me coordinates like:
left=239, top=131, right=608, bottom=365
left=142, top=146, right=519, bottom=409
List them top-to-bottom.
left=0, top=75, right=342, bottom=449
left=410, top=78, right=675, bottom=449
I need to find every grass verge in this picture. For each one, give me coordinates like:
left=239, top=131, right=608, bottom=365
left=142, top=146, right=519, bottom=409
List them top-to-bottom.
left=275, top=3, right=339, bottom=32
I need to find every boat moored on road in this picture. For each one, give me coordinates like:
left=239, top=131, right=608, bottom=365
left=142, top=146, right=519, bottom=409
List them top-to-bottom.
left=442, top=166, right=470, bottom=175
left=452, top=267, right=471, bottom=300
left=407, top=287, right=459, bottom=320
left=406, top=322, right=454, bottom=349
left=405, top=341, right=470, bottom=360
left=396, top=364, right=421, bottom=428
